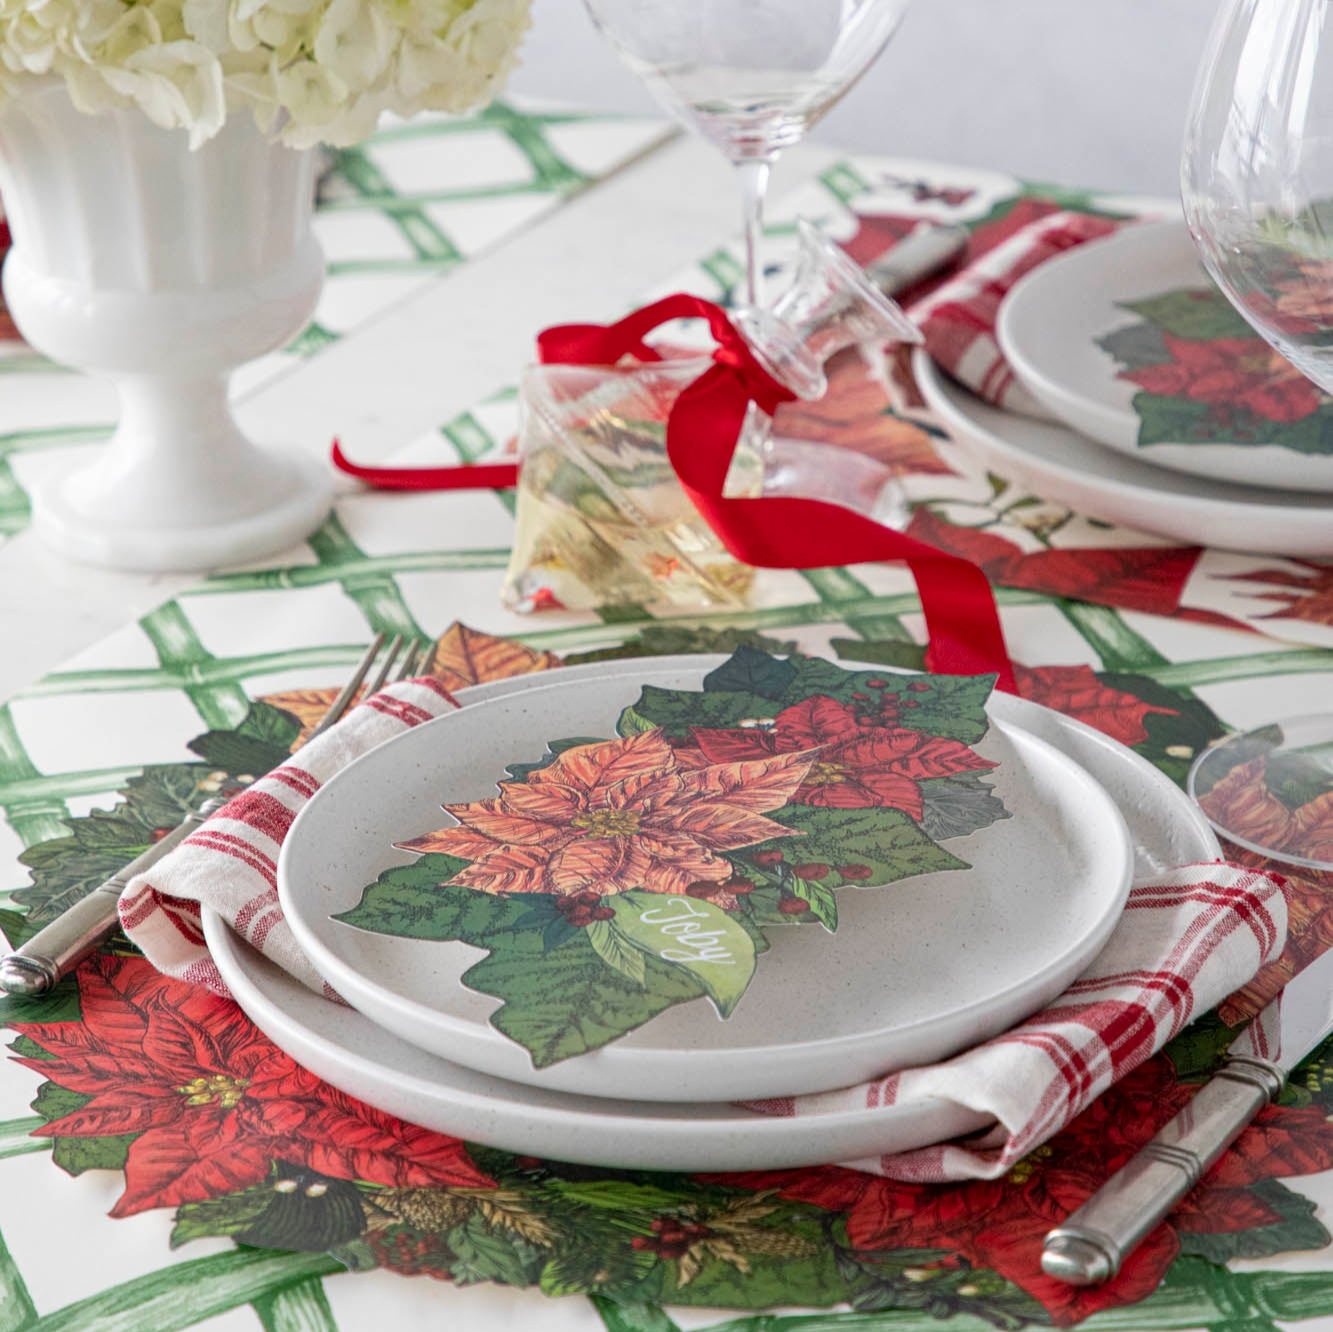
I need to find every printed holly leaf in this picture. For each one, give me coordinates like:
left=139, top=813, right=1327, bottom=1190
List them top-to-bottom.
left=1118, top=289, right=1254, bottom=341
left=1096, top=321, right=1171, bottom=373
left=1131, top=392, right=1223, bottom=447
left=433, top=622, right=561, bottom=692
left=563, top=625, right=797, bottom=666
left=832, top=638, right=928, bottom=673
left=703, top=646, right=797, bottom=701
left=781, top=654, right=881, bottom=705
left=873, top=675, right=997, bottom=745
left=626, top=684, right=778, bottom=739
left=188, top=701, right=301, bottom=776
left=14, top=762, right=209, bottom=926
left=918, top=773, right=1011, bottom=842
left=751, top=806, right=969, bottom=888
left=334, top=856, right=543, bottom=945
left=789, top=877, right=838, bottom=931
left=608, top=890, right=760, bottom=1018
left=586, top=918, right=647, bottom=987
left=466, top=930, right=707, bottom=1069
left=1162, top=1011, right=1239, bottom=1080
left=52, top=1132, right=133, bottom=1177
left=1177, top=1179, right=1330, bottom=1263
left=446, top=1212, right=547, bottom=1287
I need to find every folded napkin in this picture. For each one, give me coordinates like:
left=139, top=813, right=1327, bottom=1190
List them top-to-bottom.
left=911, top=210, right=1121, bottom=418
left=117, top=678, right=459, bottom=997
left=118, top=679, right=1287, bottom=1182
left=755, top=862, right=1287, bottom=1182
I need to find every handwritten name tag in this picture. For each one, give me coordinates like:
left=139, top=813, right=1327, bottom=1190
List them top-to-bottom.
left=637, top=899, right=737, bottom=966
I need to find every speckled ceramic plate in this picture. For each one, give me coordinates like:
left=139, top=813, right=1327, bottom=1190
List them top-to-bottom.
left=997, top=220, right=1333, bottom=493
left=278, top=659, right=1134, bottom=1104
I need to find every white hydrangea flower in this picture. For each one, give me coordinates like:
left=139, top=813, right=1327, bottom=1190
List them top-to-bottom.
left=0, top=0, right=532, bottom=148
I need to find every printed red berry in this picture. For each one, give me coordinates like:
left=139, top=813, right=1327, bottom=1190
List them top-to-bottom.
left=866, top=678, right=887, bottom=688
left=909, top=680, right=930, bottom=692
left=851, top=691, right=869, bottom=701
left=902, top=699, right=919, bottom=709
left=150, top=827, right=173, bottom=842
left=752, top=849, right=785, bottom=866
left=792, top=862, right=831, bottom=880
left=837, top=863, right=874, bottom=881
left=724, top=877, right=754, bottom=895
left=686, top=880, right=721, bottom=898
left=574, top=890, right=602, bottom=906
left=778, top=897, right=812, bottom=915
left=591, top=906, right=615, bottom=921
left=631, top=1236, right=652, bottom=1250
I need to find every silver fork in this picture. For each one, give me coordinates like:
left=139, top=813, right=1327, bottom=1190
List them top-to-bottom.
left=0, top=633, right=432, bottom=999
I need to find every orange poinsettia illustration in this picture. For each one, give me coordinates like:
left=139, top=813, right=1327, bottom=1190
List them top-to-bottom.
left=399, top=728, right=814, bottom=897
left=1198, top=755, right=1333, bottom=863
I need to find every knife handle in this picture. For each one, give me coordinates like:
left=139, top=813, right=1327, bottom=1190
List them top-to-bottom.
left=0, top=797, right=224, bottom=996
left=1041, top=1056, right=1284, bottom=1285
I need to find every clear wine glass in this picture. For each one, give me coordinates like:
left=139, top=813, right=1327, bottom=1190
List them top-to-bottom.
left=582, top=0, right=913, bottom=307
left=1182, top=0, right=1333, bottom=872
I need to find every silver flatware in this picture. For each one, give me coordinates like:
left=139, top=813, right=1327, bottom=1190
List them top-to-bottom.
left=867, top=222, right=969, bottom=297
left=0, top=632, right=430, bottom=998
left=1042, top=943, right=1333, bottom=1285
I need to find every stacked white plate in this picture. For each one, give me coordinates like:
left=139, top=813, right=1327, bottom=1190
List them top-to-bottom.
left=915, top=220, right=1333, bottom=558
left=205, top=656, right=1219, bottom=1172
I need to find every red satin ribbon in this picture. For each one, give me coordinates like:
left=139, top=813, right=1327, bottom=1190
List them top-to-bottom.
left=333, top=292, right=1016, bottom=691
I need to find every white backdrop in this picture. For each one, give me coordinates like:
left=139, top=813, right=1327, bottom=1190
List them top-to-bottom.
left=510, top=0, right=1221, bottom=197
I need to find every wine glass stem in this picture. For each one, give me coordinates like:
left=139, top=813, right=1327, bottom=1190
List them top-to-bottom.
left=735, top=157, right=774, bottom=308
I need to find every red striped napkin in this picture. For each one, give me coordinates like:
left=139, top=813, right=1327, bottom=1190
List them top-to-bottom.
left=911, top=210, right=1121, bottom=417
left=117, top=678, right=458, bottom=998
left=117, top=681, right=1286, bottom=1181
left=754, top=863, right=1287, bottom=1181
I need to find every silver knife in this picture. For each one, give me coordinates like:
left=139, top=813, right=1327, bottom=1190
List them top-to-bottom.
left=866, top=222, right=969, bottom=296
left=1042, top=944, right=1333, bottom=1285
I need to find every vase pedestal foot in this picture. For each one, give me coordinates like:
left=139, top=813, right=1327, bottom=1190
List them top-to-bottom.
left=32, top=449, right=334, bottom=574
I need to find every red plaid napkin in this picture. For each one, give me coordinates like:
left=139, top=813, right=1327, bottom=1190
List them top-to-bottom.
left=910, top=210, right=1121, bottom=417
left=117, top=679, right=458, bottom=997
left=118, top=682, right=1286, bottom=1183
left=756, top=863, right=1287, bottom=1181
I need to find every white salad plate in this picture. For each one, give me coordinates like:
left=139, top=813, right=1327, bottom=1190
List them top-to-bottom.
left=997, top=220, right=1333, bottom=494
left=916, top=350, right=1333, bottom=558
left=277, top=657, right=1136, bottom=1104
left=208, top=659, right=1217, bottom=1173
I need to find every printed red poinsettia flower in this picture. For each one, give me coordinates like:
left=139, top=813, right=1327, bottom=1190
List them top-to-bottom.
left=1121, top=333, right=1322, bottom=424
left=773, top=346, right=953, bottom=478
left=905, top=507, right=1202, bottom=618
left=1229, top=559, right=1333, bottom=628
left=1013, top=664, right=1178, bottom=748
left=689, top=694, right=994, bottom=819
left=399, top=727, right=813, bottom=897
left=1197, top=756, right=1333, bottom=864
left=1221, top=853, right=1333, bottom=1025
left=9, top=955, right=493, bottom=1218
left=708, top=1054, right=1333, bottom=1325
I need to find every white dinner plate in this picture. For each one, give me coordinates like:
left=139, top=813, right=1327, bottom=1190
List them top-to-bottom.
left=997, top=220, right=1333, bottom=494
left=916, top=349, right=1333, bottom=558
left=208, top=659, right=1218, bottom=1173
left=279, top=660, right=1133, bottom=1103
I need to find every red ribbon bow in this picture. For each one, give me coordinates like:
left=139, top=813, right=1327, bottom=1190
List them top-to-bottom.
left=333, top=293, right=1016, bottom=692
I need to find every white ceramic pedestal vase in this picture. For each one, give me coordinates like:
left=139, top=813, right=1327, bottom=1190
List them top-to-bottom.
left=0, top=83, right=333, bottom=571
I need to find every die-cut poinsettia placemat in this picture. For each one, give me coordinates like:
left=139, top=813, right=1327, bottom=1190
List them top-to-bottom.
left=1098, top=285, right=1333, bottom=454
left=336, top=649, right=1007, bottom=1067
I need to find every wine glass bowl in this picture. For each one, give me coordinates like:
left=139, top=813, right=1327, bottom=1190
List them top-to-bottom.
left=583, top=0, right=912, bottom=304
left=1181, top=0, right=1333, bottom=868
left=1182, top=0, right=1333, bottom=395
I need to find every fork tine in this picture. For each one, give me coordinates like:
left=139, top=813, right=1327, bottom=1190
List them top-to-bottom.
left=309, top=633, right=386, bottom=740
left=365, top=634, right=404, bottom=696
left=396, top=641, right=423, bottom=681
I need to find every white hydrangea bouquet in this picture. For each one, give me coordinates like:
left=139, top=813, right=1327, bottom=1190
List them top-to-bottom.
left=0, top=0, right=533, bottom=149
